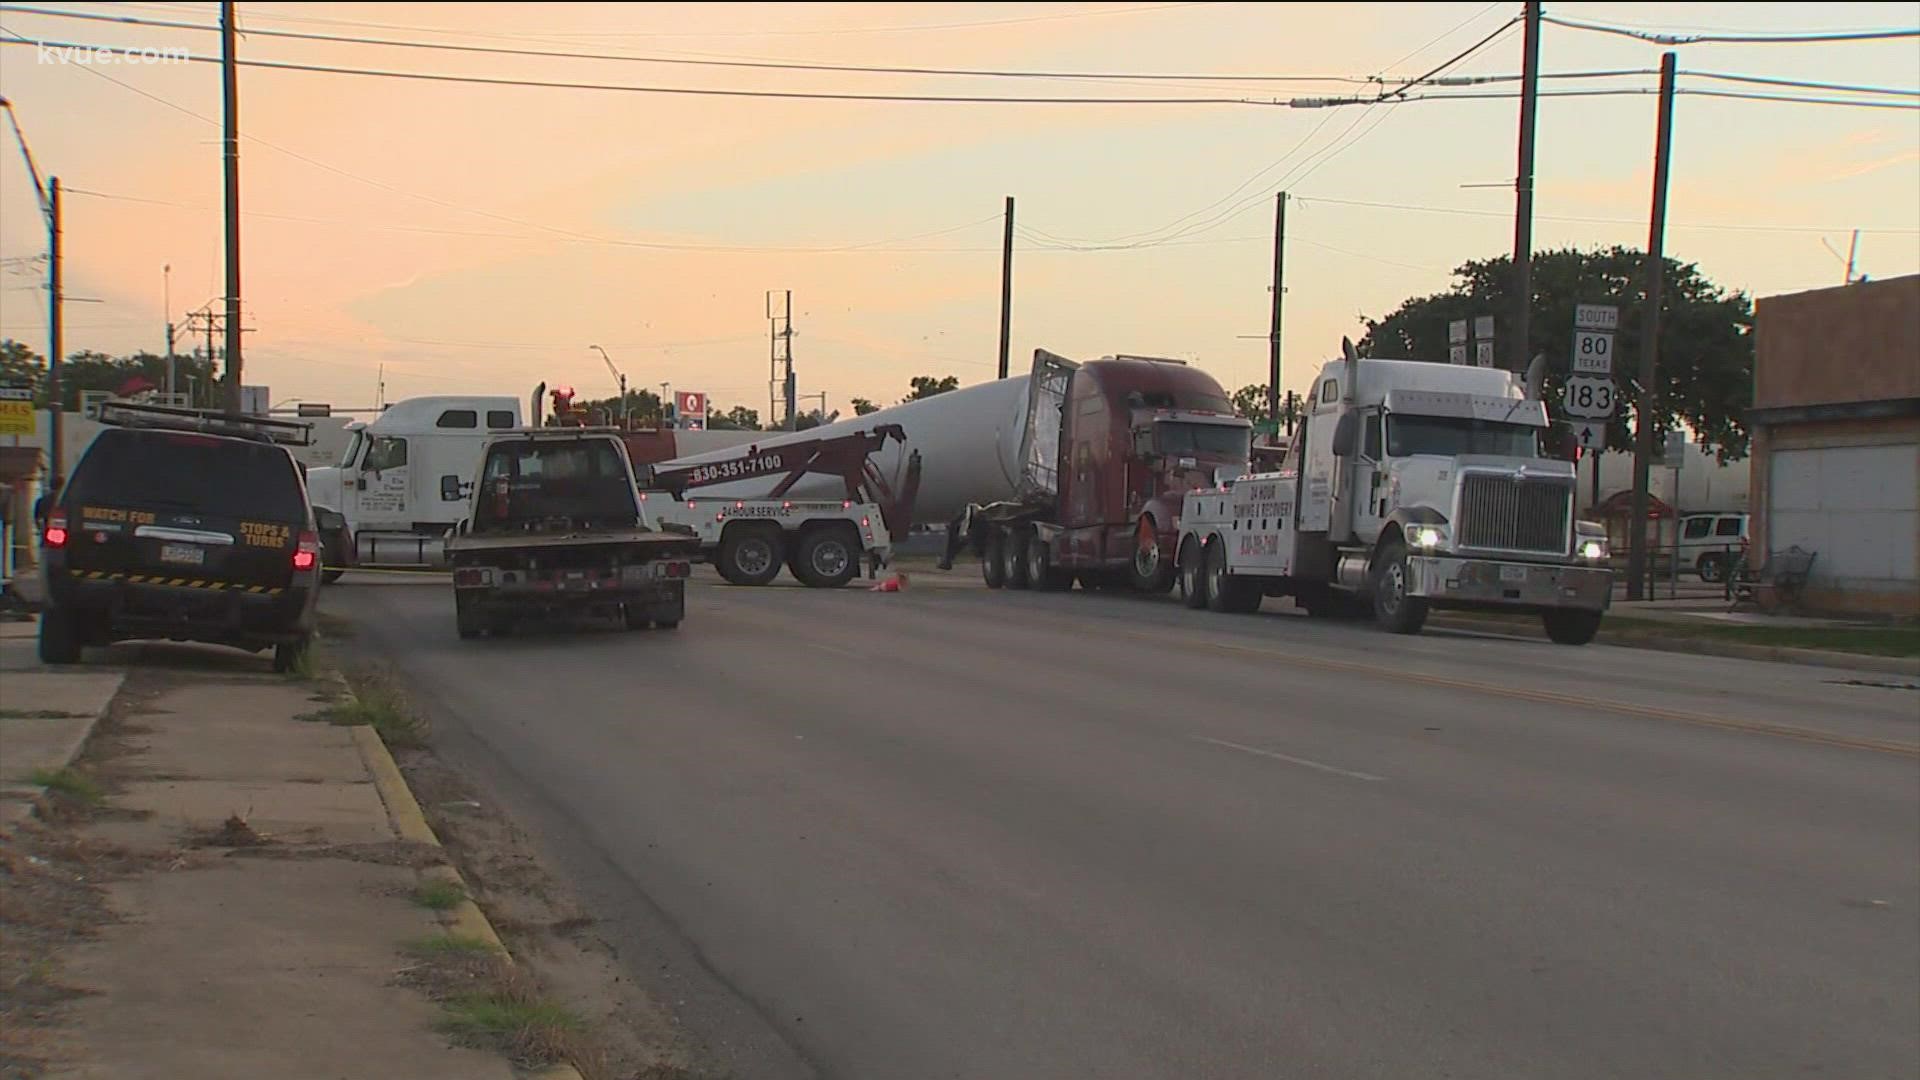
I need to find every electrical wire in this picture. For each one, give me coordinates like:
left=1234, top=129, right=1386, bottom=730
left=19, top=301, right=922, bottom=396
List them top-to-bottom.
left=0, top=5, right=1389, bottom=85
left=1538, top=13, right=1920, bottom=46
left=1683, top=69, right=1920, bottom=98
left=1292, top=194, right=1920, bottom=235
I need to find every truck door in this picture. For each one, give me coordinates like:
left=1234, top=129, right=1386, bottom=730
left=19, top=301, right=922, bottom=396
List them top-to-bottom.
left=1018, top=350, right=1077, bottom=503
left=1299, top=375, right=1340, bottom=532
left=1351, top=408, right=1386, bottom=539
left=354, top=435, right=412, bottom=530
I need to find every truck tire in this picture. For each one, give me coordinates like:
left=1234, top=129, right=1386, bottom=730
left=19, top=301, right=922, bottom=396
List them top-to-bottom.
left=1128, top=517, right=1176, bottom=594
left=718, top=526, right=783, bottom=587
left=794, top=527, right=859, bottom=589
left=1003, top=528, right=1032, bottom=590
left=321, top=530, right=349, bottom=584
left=982, top=530, right=1007, bottom=589
left=1025, top=535, right=1071, bottom=591
left=1179, top=537, right=1210, bottom=609
left=1370, top=537, right=1429, bottom=635
left=1206, top=539, right=1262, bottom=614
left=455, top=592, right=483, bottom=639
left=38, top=605, right=82, bottom=665
left=1542, top=609, right=1603, bottom=646
left=273, top=635, right=312, bottom=673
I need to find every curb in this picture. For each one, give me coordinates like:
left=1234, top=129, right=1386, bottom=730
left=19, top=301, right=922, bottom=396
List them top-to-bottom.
left=1428, top=616, right=1920, bottom=676
left=0, top=674, right=123, bottom=838
left=346, top=684, right=584, bottom=1080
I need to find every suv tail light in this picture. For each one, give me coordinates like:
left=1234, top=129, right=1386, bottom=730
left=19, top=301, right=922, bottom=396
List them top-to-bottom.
left=43, top=511, right=68, bottom=549
left=292, top=530, right=321, bottom=572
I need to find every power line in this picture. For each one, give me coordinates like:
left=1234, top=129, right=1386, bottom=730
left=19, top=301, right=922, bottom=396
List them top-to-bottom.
left=0, top=5, right=1388, bottom=85
left=1538, top=13, right=1920, bottom=45
left=1380, top=16, right=1521, bottom=100
left=0, top=34, right=1287, bottom=106
left=1683, top=69, right=1920, bottom=98
left=1376, top=86, right=1920, bottom=110
left=1292, top=194, right=1920, bottom=235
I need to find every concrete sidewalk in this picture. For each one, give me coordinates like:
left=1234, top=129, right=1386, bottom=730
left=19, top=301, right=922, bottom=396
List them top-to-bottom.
left=0, top=618, right=124, bottom=833
left=0, top=656, right=516, bottom=1079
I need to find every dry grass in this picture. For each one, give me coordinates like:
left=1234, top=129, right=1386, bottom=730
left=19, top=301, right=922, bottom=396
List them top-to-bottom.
left=27, top=768, right=103, bottom=806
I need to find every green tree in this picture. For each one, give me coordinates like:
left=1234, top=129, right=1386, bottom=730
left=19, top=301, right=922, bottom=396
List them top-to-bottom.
left=1357, top=247, right=1753, bottom=460
left=0, top=339, right=45, bottom=403
left=902, top=375, right=959, bottom=403
left=1231, top=384, right=1270, bottom=426
left=567, top=388, right=663, bottom=427
left=850, top=397, right=879, bottom=416
left=709, top=405, right=761, bottom=431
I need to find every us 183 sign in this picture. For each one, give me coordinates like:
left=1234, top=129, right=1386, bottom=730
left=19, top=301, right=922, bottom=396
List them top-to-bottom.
left=1562, top=375, right=1616, bottom=419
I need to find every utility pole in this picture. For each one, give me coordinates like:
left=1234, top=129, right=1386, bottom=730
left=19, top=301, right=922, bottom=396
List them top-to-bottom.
left=221, top=0, right=243, bottom=415
left=1511, top=0, right=1542, bottom=371
left=1627, top=52, right=1677, bottom=602
left=48, top=176, right=63, bottom=483
left=1267, top=191, right=1287, bottom=438
left=997, top=195, right=1015, bottom=380
left=163, top=264, right=175, bottom=398
left=767, top=289, right=796, bottom=429
left=782, top=290, right=796, bottom=430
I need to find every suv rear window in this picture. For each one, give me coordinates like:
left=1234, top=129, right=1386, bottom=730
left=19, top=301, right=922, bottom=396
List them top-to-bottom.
left=66, top=429, right=308, bottom=522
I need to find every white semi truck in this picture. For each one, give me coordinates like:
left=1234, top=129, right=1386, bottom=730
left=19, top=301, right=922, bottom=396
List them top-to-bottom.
left=1176, top=340, right=1614, bottom=643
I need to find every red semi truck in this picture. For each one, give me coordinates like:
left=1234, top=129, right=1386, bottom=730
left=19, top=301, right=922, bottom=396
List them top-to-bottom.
left=942, top=350, right=1252, bottom=593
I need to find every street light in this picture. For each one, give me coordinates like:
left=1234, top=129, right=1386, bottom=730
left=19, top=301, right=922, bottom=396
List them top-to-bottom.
left=589, top=345, right=626, bottom=428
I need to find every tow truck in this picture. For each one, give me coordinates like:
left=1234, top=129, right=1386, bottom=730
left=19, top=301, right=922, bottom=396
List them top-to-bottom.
left=642, top=426, right=921, bottom=588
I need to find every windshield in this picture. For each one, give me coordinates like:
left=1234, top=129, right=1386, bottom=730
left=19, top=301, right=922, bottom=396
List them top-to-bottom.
left=1386, top=414, right=1539, bottom=459
left=1156, top=421, right=1250, bottom=458
left=340, top=429, right=364, bottom=469
left=475, top=438, right=637, bottom=530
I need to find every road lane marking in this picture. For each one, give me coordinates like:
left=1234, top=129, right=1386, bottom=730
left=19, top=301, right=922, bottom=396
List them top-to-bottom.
left=1121, top=629, right=1920, bottom=759
left=1196, top=736, right=1386, bottom=782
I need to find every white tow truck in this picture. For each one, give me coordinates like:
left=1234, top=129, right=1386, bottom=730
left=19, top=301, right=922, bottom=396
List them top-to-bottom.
left=1176, top=339, right=1614, bottom=643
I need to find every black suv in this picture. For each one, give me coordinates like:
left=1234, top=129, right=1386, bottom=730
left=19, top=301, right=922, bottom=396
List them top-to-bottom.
left=40, top=403, right=322, bottom=671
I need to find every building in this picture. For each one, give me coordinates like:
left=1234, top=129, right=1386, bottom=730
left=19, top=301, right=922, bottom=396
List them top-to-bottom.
left=1748, top=275, right=1920, bottom=616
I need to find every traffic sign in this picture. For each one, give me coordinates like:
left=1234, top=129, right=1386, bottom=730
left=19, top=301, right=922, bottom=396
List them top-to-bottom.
left=1575, top=303, right=1620, bottom=332
left=1472, top=315, right=1495, bottom=341
left=1448, top=319, right=1468, bottom=345
left=1572, top=329, right=1614, bottom=375
left=1474, top=340, right=1495, bottom=368
left=1448, top=344, right=1468, bottom=365
left=1562, top=375, right=1616, bottom=419
left=0, top=386, right=32, bottom=436
left=1573, top=422, right=1607, bottom=452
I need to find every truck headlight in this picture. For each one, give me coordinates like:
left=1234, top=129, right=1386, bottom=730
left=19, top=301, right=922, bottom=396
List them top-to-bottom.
left=1408, top=525, right=1447, bottom=550
left=1578, top=538, right=1608, bottom=561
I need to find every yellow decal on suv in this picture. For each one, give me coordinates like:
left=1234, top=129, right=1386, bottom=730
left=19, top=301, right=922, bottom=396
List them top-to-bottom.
left=81, top=506, right=157, bottom=525
left=240, top=522, right=292, bottom=548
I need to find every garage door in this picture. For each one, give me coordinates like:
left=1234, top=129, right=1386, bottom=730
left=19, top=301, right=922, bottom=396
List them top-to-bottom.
left=1769, top=444, right=1919, bottom=590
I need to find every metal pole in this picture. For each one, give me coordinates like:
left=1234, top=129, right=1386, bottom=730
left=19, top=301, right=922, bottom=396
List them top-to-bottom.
left=221, top=1, right=243, bottom=414
left=1511, top=1, right=1541, bottom=371
left=1627, top=52, right=1677, bottom=602
left=47, top=176, right=62, bottom=484
left=1268, top=191, right=1287, bottom=437
left=997, top=195, right=1014, bottom=380
left=163, top=264, right=175, bottom=398
left=782, top=290, right=796, bottom=431
left=1669, top=465, right=1680, bottom=599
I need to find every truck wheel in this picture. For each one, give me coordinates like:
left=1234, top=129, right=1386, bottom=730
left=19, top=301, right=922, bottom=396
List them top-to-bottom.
left=1128, top=518, right=1176, bottom=594
left=719, top=527, right=783, bottom=587
left=794, top=527, right=858, bottom=589
left=1003, top=528, right=1032, bottom=590
left=982, top=530, right=1007, bottom=589
left=1025, top=535, right=1069, bottom=591
left=1179, top=537, right=1210, bottom=609
left=1370, top=538, right=1429, bottom=635
left=1206, top=539, right=1261, bottom=614
left=1695, top=553, right=1723, bottom=583
left=455, top=592, right=483, bottom=639
left=38, top=605, right=83, bottom=665
left=1543, top=609, right=1603, bottom=646
left=272, top=635, right=312, bottom=673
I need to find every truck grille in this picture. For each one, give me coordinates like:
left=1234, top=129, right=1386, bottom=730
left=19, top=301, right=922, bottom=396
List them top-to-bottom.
left=1456, top=473, right=1572, bottom=555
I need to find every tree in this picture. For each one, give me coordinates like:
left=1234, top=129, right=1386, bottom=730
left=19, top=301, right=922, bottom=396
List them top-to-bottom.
left=1357, top=247, right=1753, bottom=460
left=0, top=340, right=45, bottom=403
left=901, top=375, right=959, bottom=403
left=1231, top=384, right=1270, bottom=427
left=568, top=388, right=663, bottom=427
left=850, top=397, right=879, bottom=416
left=709, top=405, right=761, bottom=431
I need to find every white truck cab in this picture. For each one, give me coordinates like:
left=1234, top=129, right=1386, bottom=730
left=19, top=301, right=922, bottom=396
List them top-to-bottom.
left=1179, top=340, right=1613, bottom=642
left=306, top=396, right=522, bottom=574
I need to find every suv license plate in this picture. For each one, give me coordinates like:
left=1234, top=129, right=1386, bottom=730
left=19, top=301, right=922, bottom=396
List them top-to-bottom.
left=160, top=543, right=206, bottom=566
left=1499, top=564, right=1527, bottom=583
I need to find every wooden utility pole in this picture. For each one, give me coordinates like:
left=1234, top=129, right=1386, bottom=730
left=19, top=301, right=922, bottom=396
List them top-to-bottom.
left=221, top=1, right=243, bottom=414
left=1511, top=1, right=1542, bottom=371
left=1627, top=52, right=1678, bottom=601
left=48, top=176, right=63, bottom=483
left=1267, top=191, right=1287, bottom=437
left=997, top=196, right=1015, bottom=379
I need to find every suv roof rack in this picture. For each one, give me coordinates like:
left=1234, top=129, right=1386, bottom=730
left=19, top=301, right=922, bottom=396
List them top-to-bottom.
left=94, top=400, right=314, bottom=447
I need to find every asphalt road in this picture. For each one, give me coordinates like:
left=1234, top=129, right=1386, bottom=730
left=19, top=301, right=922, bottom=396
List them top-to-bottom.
left=333, top=572, right=1920, bottom=1080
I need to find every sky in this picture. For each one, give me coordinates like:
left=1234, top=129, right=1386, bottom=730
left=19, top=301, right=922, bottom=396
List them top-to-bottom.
left=1, top=1, right=1916, bottom=421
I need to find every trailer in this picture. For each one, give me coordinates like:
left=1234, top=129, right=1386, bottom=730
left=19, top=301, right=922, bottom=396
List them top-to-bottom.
left=1176, top=340, right=1614, bottom=642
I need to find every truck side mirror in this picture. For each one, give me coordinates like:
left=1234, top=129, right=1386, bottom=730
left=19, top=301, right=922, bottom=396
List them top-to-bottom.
left=1331, top=412, right=1359, bottom=458
left=440, top=475, right=463, bottom=502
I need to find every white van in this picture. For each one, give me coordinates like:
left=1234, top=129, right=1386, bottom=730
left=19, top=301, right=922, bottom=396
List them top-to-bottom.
left=1677, top=512, right=1748, bottom=581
